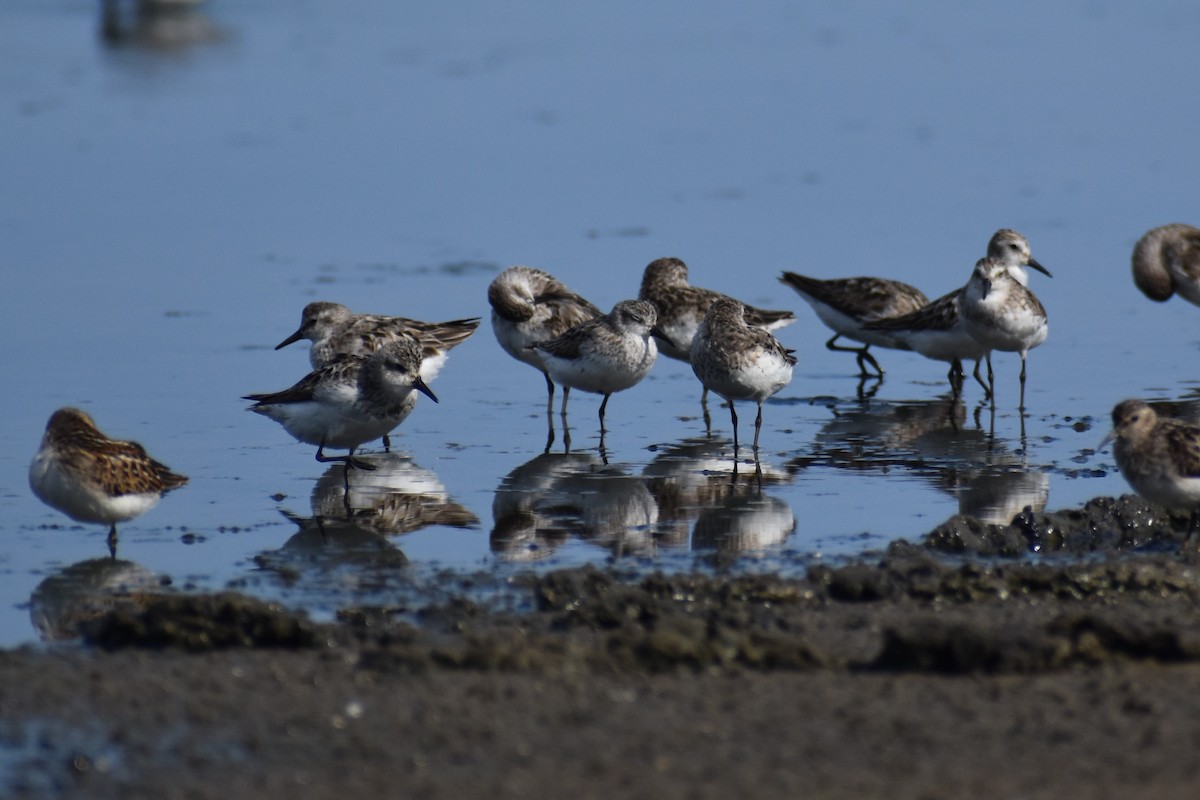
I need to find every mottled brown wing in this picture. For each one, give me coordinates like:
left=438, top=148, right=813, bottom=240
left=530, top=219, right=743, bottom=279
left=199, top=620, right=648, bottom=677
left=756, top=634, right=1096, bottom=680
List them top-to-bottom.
left=781, top=273, right=928, bottom=320
left=865, top=289, right=960, bottom=333
left=538, top=293, right=604, bottom=341
left=534, top=316, right=602, bottom=360
left=1163, top=420, right=1200, bottom=478
left=84, top=438, right=187, bottom=496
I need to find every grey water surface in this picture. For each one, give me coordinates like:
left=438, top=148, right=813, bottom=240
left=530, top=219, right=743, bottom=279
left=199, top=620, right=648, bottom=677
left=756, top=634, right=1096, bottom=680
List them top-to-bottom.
left=2, top=0, right=1199, bottom=647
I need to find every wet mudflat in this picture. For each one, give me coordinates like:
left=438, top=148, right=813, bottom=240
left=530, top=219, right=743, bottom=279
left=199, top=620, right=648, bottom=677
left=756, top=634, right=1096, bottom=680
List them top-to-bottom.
left=5, top=494, right=1200, bottom=798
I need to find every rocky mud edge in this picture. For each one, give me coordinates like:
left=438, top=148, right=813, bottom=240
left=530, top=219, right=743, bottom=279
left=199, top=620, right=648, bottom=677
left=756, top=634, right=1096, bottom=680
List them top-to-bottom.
left=6, top=494, right=1200, bottom=799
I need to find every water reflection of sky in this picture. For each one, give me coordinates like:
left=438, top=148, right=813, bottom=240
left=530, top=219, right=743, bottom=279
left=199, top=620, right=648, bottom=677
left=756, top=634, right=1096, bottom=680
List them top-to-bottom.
left=2, top=0, right=1199, bottom=645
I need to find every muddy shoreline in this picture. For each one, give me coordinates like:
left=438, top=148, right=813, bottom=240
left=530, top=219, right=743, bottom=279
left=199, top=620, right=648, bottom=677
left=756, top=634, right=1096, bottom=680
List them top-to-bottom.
left=5, top=494, right=1200, bottom=798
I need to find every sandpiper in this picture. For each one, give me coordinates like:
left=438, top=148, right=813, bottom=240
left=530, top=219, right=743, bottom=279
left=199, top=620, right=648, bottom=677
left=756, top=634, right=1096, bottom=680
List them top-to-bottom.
left=1131, top=224, right=1200, bottom=306
left=864, top=229, right=1047, bottom=398
left=960, top=254, right=1051, bottom=410
left=639, top=257, right=794, bottom=406
left=488, top=266, right=603, bottom=413
left=779, top=272, right=927, bottom=376
left=863, top=289, right=991, bottom=396
left=689, top=297, right=796, bottom=452
left=532, top=299, right=659, bottom=434
left=275, top=301, right=480, bottom=378
left=275, top=301, right=475, bottom=449
left=245, top=337, right=438, bottom=469
left=1102, top=399, right=1200, bottom=546
left=29, top=407, right=188, bottom=555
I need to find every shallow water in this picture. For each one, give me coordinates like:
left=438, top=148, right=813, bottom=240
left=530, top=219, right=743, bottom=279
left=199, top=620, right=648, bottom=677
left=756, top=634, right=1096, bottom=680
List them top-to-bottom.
left=2, top=0, right=1200, bottom=647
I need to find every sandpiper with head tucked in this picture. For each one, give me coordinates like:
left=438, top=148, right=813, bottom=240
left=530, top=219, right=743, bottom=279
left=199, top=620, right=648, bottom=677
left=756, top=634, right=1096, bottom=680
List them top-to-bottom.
left=1131, top=224, right=1200, bottom=306
left=488, top=266, right=603, bottom=413
left=778, top=272, right=927, bottom=377
left=689, top=297, right=796, bottom=452
left=533, top=300, right=659, bottom=435
left=245, top=337, right=438, bottom=470
left=1102, top=399, right=1200, bottom=547
left=29, top=407, right=188, bottom=556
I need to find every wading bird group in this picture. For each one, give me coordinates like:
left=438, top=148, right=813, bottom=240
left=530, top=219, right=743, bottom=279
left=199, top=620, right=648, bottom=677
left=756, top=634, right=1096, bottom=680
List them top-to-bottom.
left=28, top=224, right=1200, bottom=553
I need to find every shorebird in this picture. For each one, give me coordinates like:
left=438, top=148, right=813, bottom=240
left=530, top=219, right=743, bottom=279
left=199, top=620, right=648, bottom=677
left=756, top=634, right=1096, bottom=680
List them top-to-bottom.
left=1131, top=224, right=1200, bottom=306
left=864, top=229, right=1047, bottom=399
left=960, top=253, right=1051, bottom=410
left=639, top=257, right=794, bottom=404
left=488, top=265, right=603, bottom=413
left=778, top=272, right=927, bottom=376
left=863, top=289, right=991, bottom=397
left=689, top=297, right=796, bottom=452
left=532, top=299, right=659, bottom=435
left=275, top=301, right=479, bottom=375
left=275, top=301, right=476, bottom=449
left=245, top=337, right=437, bottom=470
left=1102, top=399, right=1200, bottom=547
left=29, top=407, right=188, bottom=556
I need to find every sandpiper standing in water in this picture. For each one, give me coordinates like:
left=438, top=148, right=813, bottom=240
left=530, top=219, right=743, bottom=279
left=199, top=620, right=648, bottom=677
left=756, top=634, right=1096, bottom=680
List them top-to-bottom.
left=1131, top=224, right=1200, bottom=306
left=864, top=229, right=1046, bottom=399
left=960, top=251, right=1051, bottom=410
left=639, top=257, right=794, bottom=406
left=488, top=266, right=603, bottom=413
left=778, top=272, right=927, bottom=377
left=689, top=297, right=796, bottom=453
left=533, top=299, right=659, bottom=439
left=275, top=301, right=477, bottom=449
left=245, top=337, right=438, bottom=470
left=1102, top=399, right=1200, bottom=548
left=29, top=407, right=188, bottom=556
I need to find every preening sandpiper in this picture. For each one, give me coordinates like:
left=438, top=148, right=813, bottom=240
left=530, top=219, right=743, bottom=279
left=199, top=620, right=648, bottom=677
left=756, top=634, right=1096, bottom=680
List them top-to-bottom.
left=1131, top=224, right=1200, bottom=307
left=488, top=265, right=603, bottom=413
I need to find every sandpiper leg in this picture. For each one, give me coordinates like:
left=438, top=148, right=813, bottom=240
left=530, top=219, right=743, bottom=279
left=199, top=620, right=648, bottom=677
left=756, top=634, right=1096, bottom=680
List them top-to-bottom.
left=828, top=334, right=882, bottom=377
left=1018, top=354, right=1028, bottom=412
left=984, top=357, right=993, bottom=407
left=973, top=359, right=992, bottom=400
left=948, top=360, right=964, bottom=397
left=542, top=371, right=555, bottom=411
left=561, top=385, right=571, bottom=416
left=598, top=393, right=611, bottom=433
left=729, top=401, right=739, bottom=453
left=752, top=402, right=764, bottom=451
left=382, top=433, right=392, bottom=452
left=317, top=444, right=376, bottom=471
left=107, top=524, right=118, bottom=559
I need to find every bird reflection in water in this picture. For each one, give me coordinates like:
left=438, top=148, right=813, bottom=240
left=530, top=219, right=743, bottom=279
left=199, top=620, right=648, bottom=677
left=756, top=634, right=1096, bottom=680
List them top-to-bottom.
left=100, top=0, right=223, bottom=52
left=806, top=395, right=1049, bottom=525
left=644, top=436, right=795, bottom=552
left=491, top=452, right=661, bottom=560
left=261, top=454, right=476, bottom=578
left=29, top=557, right=164, bottom=641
